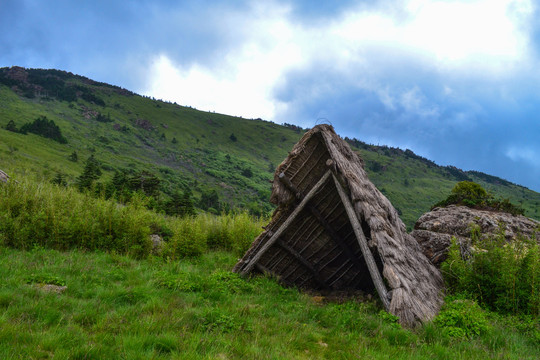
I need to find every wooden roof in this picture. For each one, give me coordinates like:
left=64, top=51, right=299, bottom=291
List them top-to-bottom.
left=233, top=125, right=443, bottom=327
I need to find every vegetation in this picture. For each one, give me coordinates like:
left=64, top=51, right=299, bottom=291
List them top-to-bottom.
left=1, top=67, right=539, bottom=229
left=0, top=173, right=538, bottom=357
left=0, top=178, right=263, bottom=259
left=433, top=181, right=525, bottom=215
left=441, top=231, right=539, bottom=316
left=1, top=247, right=538, bottom=359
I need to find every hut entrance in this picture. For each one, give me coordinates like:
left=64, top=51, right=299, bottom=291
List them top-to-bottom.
left=234, top=166, right=389, bottom=308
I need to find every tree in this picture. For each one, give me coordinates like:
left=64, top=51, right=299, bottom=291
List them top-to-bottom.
left=95, top=112, right=112, bottom=122
left=19, top=115, right=67, bottom=143
left=4, top=120, right=18, bottom=132
left=229, top=133, right=237, bottom=142
left=172, top=137, right=178, bottom=144
left=68, top=151, right=78, bottom=162
left=77, top=155, right=102, bottom=191
left=241, top=167, right=253, bottom=178
left=128, top=170, right=161, bottom=197
left=51, top=172, right=67, bottom=187
left=451, top=181, right=487, bottom=201
left=199, top=189, right=220, bottom=212
left=165, top=190, right=195, bottom=217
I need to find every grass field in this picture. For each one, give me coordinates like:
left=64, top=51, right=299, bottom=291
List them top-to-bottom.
left=0, top=247, right=538, bottom=359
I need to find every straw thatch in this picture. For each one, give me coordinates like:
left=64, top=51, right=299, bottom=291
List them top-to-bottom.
left=233, top=125, right=443, bottom=327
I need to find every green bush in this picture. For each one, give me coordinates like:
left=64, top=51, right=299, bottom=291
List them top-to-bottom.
left=0, top=177, right=264, bottom=260
left=0, top=179, right=151, bottom=257
left=433, top=181, right=524, bottom=215
left=197, top=212, right=263, bottom=255
left=162, top=217, right=206, bottom=258
left=441, top=235, right=539, bottom=315
left=434, top=298, right=491, bottom=338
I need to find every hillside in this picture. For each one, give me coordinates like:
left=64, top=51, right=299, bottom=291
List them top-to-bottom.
left=1, top=66, right=539, bottom=228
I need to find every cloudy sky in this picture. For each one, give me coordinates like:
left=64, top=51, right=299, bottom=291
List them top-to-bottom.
left=1, top=0, right=539, bottom=191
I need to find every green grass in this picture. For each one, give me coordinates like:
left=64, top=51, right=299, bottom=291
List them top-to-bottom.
left=0, top=247, right=538, bottom=359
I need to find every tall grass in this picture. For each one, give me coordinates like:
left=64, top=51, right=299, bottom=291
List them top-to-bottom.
left=0, top=179, right=265, bottom=258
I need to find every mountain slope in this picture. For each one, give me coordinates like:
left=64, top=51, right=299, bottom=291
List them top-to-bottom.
left=1, top=67, right=538, bottom=228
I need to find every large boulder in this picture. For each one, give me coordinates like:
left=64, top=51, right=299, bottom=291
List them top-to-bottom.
left=411, top=205, right=540, bottom=266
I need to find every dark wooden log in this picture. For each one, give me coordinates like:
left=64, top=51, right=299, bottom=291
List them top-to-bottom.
left=239, top=170, right=332, bottom=275
left=332, top=174, right=390, bottom=310
left=307, top=204, right=364, bottom=271
left=276, top=239, right=327, bottom=287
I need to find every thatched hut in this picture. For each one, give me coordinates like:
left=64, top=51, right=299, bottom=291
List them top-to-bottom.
left=233, top=125, right=443, bottom=327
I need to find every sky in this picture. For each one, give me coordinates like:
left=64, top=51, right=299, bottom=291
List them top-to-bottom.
left=1, top=0, right=539, bottom=192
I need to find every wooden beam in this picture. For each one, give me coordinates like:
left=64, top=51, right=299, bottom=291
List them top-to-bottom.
left=239, top=170, right=332, bottom=275
left=279, top=172, right=303, bottom=199
left=277, top=173, right=363, bottom=286
left=332, top=174, right=390, bottom=310
left=265, top=188, right=335, bottom=271
left=307, top=204, right=364, bottom=271
left=276, top=239, right=327, bottom=288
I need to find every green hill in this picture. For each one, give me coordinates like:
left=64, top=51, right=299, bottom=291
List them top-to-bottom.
left=1, top=66, right=538, bottom=228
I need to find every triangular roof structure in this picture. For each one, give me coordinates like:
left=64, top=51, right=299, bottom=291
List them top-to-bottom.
left=233, top=125, right=443, bottom=327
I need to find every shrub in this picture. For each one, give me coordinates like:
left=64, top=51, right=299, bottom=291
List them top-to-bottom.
left=19, top=115, right=68, bottom=144
left=4, top=120, right=18, bottom=132
left=0, top=179, right=151, bottom=257
left=433, top=181, right=524, bottom=215
left=162, top=217, right=206, bottom=258
left=441, top=235, right=539, bottom=315
left=434, top=298, right=491, bottom=338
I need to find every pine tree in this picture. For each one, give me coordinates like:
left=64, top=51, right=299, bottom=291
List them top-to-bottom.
left=4, top=120, right=18, bottom=132
left=68, top=151, right=78, bottom=162
left=76, top=155, right=102, bottom=191
left=51, top=172, right=67, bottom=187
left=200, top=189, right=220, bottom=212
left=165, top=190, right=195, bottom=217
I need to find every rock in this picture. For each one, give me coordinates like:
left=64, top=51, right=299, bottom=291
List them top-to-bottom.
left=0, top=169, right=9, bottom=183
left=411, top=205, right=540, bottom=266
left=150, top=234, right=164, bottom=255
left=35, top=284, right=67, bottom=294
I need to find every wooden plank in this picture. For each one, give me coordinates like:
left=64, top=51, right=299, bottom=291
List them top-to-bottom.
left=294, top=151, right=329, bottom=185
left=239, top=170, right=332, bottom=275
left=279, top=172, right=303, bottom=199
left=332, top=174, right=390, bottom=310
left=267, top=188, right=335, bottom=271
left=307, top=204, right=364, bottom=270
left=264, top=214, right=314, bottom=269
left=276, top=240, right=327, bottom=288
left=328, top=262, right=356, bottom=287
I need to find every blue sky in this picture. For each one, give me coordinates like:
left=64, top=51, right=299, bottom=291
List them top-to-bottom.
left=1, top=0, right=539, bottom=192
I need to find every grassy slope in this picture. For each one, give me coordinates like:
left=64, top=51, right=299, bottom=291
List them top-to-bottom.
left=1, top=67, right=539, bottom=228
left=359, top=149, right=540, bottom=229
left=1, top=247, right=538, bottom=359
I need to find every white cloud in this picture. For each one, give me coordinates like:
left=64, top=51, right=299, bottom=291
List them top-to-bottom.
left=140, top=0, right=535, bottom=120
left=505, top=146, right=538, bottom=164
